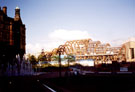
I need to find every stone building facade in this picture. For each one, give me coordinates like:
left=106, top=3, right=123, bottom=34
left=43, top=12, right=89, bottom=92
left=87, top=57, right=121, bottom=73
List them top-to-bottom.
left=0, top=6, right=26, bottom=65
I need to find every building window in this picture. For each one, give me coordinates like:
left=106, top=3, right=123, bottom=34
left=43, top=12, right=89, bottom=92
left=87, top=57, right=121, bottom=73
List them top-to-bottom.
left=0, top=15, right=3, bottom=21
left=130, top=48, right=134, bottom=59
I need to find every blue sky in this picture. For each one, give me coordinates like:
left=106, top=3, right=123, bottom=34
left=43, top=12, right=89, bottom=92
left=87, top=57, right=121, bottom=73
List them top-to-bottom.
left=0, top=0, right=135, bottom=54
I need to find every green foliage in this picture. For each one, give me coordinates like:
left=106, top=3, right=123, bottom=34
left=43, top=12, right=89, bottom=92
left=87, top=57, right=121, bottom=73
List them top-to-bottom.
left=28, top=54, right=37, bottom=65
left=38, top=54, right=47, bottom=61
left=65, top=54, right=75, bottom=62
left=51, top=55, right=59, bottom=61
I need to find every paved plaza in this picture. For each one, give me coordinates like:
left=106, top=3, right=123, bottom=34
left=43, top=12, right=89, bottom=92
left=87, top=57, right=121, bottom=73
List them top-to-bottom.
left=1, top=72, right=135, bottom=92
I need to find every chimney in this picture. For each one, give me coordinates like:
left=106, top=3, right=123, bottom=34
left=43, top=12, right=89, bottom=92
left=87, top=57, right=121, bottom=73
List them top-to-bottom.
left=3, top=6, right=7, bottom=15
left=14, top=6, right=21, bottom=21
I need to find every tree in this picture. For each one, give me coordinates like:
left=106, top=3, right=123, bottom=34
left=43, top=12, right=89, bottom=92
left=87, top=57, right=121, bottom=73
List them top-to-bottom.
left=38, top=54, right=47, bottom=61
left=64, top=54, right=75, bottom=76
left=65, top=54, right=75, bottom=69
left=28, top=55, right=37, bottom=65
left=51, top=55, right=59, bottom=61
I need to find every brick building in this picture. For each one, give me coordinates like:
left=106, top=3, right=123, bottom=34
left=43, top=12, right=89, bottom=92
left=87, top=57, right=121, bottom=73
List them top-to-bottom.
left=0, top=6, right=26, bottom=65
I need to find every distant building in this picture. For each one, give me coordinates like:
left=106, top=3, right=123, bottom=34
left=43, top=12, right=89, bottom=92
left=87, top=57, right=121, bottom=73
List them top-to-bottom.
left=0, top=6, right=26, bottom=64
left=51, top=39, right=135, bottom=63
left=122, top=41, right=135, bottom=62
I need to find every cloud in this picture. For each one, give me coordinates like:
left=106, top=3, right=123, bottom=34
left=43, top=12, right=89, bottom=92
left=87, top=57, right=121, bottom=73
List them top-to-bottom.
left=26, top=29, right=91, bottom=54
left=26, top=29, right=135, bottom=54
left=110, top=37, right=135, bottom=47
left=125, top=37, right=135, bottom=42
left=26, top=43, right=42, bottom=54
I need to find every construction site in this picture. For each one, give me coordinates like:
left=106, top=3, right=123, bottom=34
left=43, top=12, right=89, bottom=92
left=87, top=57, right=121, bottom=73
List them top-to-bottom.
left=40, top=38, right=135, bottom=72
left=44, top=39, right=134, bottom=62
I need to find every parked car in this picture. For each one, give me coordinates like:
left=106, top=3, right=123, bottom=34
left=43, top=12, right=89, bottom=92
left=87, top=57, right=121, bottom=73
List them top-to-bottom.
left=69, top=67, right=81, bottom=75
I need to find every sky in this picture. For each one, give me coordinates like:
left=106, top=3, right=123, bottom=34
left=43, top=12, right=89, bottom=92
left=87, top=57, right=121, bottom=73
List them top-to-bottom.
left=0, top=0, right=135, bottom=54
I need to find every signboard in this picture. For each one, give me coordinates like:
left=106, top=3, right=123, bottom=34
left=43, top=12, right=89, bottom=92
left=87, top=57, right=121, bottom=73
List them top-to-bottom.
left=120, top=67, right=128, bottom=72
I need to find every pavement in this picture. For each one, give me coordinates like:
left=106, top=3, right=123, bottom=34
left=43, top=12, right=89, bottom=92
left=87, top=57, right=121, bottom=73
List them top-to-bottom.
left=1, top=72, right=135, bottom=92
left=38, top=72, right=135, bottom=92
left=0, top=76, right=53, bottom=92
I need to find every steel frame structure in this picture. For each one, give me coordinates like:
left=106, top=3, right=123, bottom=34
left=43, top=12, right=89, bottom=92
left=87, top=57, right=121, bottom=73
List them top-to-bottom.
left=47, top=38, right=126, bottom=63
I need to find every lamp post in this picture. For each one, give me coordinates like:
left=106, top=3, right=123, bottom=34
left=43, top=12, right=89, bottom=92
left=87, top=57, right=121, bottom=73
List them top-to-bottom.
left=57, top=45, right=65, bottom=78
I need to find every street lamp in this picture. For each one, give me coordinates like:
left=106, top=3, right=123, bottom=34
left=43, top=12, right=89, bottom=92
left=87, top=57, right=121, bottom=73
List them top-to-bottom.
left=57, top=45, right=65, bottom=78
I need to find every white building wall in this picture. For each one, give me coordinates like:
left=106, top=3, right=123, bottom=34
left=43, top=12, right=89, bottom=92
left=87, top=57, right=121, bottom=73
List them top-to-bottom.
left=123, top=41, right=135, bottom=62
